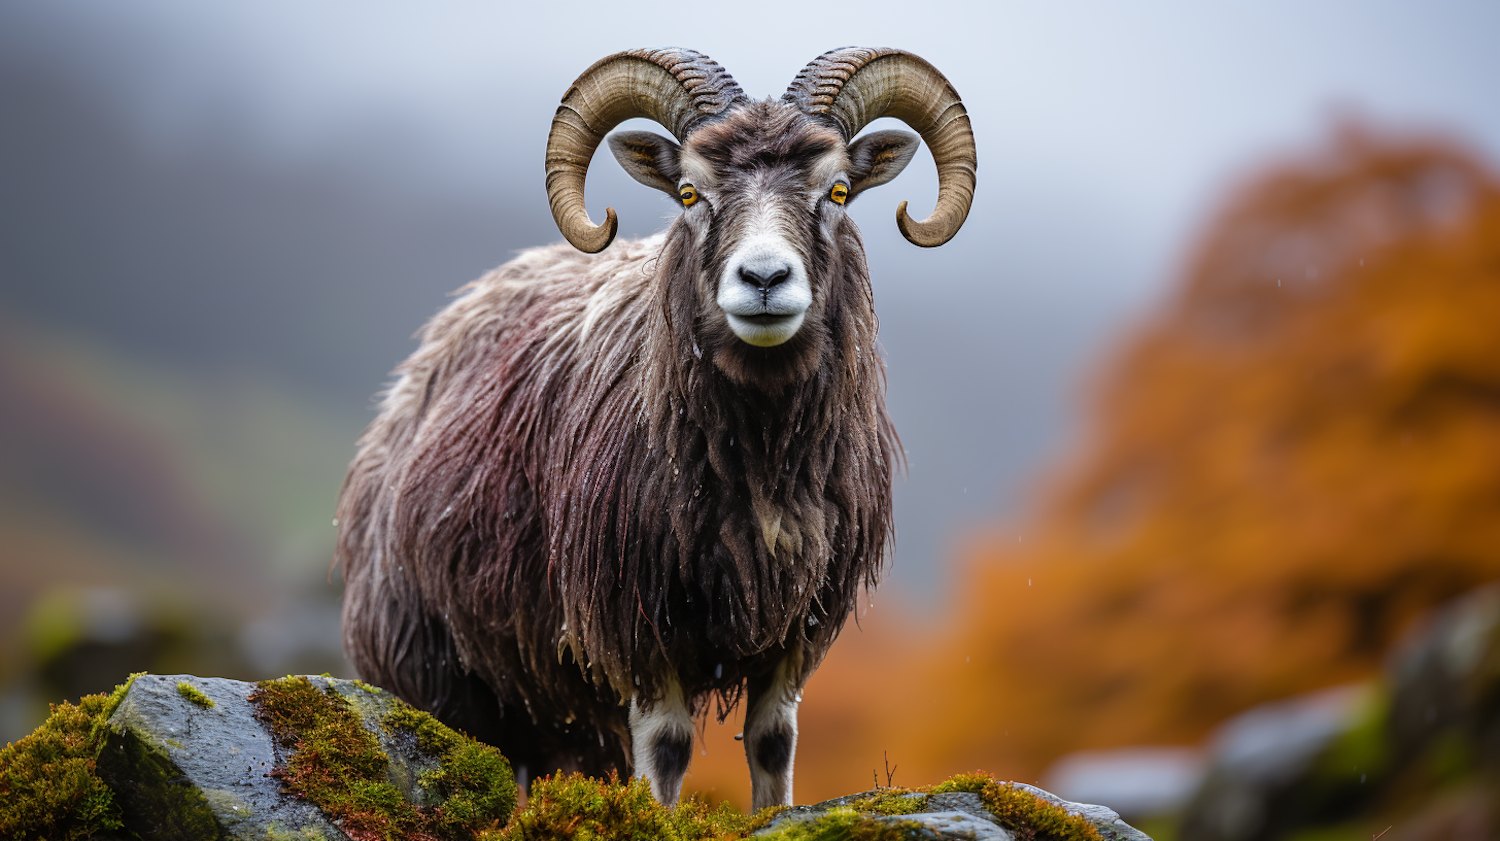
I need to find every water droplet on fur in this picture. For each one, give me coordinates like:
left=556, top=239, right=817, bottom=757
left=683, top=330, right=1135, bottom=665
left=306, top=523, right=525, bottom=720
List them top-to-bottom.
left=692, top=342, right=702, bottom=359
left=807, top=615, right=819, bottom=626
left=714, top=663, right=723, bottom=678
left=794, top=692, right=803, bottom=703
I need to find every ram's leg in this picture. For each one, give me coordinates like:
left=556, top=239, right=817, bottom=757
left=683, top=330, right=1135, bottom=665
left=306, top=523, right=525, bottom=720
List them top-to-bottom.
left=744, top=651, right=805, bottom=809
left=628, top=676, right=694, bottom=807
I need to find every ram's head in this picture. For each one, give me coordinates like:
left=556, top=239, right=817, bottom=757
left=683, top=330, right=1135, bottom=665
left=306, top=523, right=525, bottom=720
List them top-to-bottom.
left=545, top=47, right=976, bottom=362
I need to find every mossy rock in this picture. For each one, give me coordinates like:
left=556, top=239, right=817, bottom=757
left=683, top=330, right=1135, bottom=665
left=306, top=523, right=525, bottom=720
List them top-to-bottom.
left=83, top=673, right=514, bottom=840
left=8, top=674, right=1154, bottom=841
left=756, top=778, right=1153, bottom=841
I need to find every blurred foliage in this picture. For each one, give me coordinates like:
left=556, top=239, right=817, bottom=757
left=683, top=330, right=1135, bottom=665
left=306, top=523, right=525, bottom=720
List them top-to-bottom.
left=922, top=126, right=1500, bottom=776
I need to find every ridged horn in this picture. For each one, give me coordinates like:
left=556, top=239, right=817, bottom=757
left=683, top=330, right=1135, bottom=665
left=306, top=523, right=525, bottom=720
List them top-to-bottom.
left=784, top=47, right=976, bottom=247
left=545, top=48, right=746, bottom=253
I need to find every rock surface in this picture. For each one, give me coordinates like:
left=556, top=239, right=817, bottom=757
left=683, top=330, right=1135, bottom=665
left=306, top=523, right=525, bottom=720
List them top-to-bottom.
left=94, top=674, right=457, bottom=840
left=759, top=784, right=1154, bottom=840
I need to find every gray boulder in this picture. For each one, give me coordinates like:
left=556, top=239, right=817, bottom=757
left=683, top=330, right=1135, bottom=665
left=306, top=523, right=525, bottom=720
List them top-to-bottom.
left=93, top=673, right=514, bottom=840
left=758, top=784, right=1154, bottom=840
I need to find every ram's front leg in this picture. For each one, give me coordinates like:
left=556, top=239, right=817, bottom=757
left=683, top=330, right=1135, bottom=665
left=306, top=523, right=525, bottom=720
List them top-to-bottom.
left=744, top=650, right=805, bottom=809
left=629, top=676, right=694, bottom=806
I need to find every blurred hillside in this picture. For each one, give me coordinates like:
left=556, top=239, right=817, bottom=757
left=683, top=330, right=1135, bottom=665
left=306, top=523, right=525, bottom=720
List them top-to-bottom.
left=680, top=127, right=1500, bottom=808
left=0, top=321, right=360, bottom=741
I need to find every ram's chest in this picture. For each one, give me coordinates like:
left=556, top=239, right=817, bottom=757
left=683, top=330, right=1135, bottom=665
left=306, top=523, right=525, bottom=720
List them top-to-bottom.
left=752, top=500, right=804, bottom=560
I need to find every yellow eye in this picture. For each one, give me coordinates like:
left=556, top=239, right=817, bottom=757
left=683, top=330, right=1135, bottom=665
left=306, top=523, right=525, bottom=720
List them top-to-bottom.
left=830, top=183, right=849, bottom=205
left=679, top=185, right=698, bottom=207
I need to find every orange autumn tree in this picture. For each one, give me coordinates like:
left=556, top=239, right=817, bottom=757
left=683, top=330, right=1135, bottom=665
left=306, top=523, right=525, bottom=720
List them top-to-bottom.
left=909, top=126, right=1500, bottom=779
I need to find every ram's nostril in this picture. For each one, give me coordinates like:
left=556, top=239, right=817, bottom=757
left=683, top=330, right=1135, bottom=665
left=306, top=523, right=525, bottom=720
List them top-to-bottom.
left=739, top=265, right=793, bottom=290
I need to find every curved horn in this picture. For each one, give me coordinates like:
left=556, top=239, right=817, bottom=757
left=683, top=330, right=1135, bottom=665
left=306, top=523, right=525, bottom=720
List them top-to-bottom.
left=545, top=48, right=746, bottom=253
left=784, top=48, right=976, bottom=247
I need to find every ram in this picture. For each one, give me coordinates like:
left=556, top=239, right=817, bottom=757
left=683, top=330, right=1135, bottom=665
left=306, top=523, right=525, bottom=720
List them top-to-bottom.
left=336, top=46, right=976, bottom=809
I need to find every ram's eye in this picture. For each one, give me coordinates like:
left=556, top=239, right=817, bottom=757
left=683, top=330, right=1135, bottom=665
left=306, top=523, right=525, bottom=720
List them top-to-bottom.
left=829, top=183, right=849, bottom=205
left=679, top=185, right=698, bottom=207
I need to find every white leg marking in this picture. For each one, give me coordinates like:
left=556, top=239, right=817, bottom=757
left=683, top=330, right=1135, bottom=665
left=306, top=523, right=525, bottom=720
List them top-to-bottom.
left=745, top=651, right=804, bottom=810
left=629, top=675, right=694, bottom=807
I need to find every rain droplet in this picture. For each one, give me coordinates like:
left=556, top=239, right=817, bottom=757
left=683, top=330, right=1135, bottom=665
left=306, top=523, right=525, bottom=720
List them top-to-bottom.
left=1028, top=578, right=1032, bottom=586
left=714, top=663, right=723, bottom=679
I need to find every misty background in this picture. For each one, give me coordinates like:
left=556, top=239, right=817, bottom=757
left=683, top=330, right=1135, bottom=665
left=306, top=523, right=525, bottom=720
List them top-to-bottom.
left=3, top=0, right=1499, bottom=743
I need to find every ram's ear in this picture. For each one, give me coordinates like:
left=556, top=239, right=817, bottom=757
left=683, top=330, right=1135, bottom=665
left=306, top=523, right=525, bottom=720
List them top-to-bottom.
left=847, top=130, right=920, bottom=196
left=608, top=131, right=684, bottom=197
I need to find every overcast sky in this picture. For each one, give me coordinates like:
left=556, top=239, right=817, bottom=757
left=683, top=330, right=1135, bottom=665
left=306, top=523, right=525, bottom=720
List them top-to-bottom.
left=3, top=1, right=1498, bottom=603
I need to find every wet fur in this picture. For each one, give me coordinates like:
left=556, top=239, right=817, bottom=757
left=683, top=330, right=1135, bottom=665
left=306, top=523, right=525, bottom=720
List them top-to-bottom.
left=337, top=102, right=897, bottom=779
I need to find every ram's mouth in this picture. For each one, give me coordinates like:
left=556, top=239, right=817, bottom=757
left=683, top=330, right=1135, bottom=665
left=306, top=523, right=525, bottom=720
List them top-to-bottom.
left=724, top=311, right=806, bottom=347
left=738, top=313, right=794, bottom=326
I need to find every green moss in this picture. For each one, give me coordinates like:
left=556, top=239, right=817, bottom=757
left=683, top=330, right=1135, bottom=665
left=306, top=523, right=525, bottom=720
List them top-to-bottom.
left=0, top=673, right=141, bottom=841
left=252, top=675, right=517, bottom=840
left=353, top=679, right=385, bottom=695
left=177, top=681, right=216, bottom=709
left=1311, top=688, right=1387, bottom=784
left=382, top=700, right=518, bottom=835
left=384, top=700, right=464, bottom=755
left=499, top=770, right=760, bottom=840
left=927, top=771, right=993, bottom=794
left=927, top=772, right=1102, bottom=841
left=848, top=789, right=930, bottom=816
left=755, top=806, right=927, bottom=841
left=267, top=823, right=337, bottom=841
